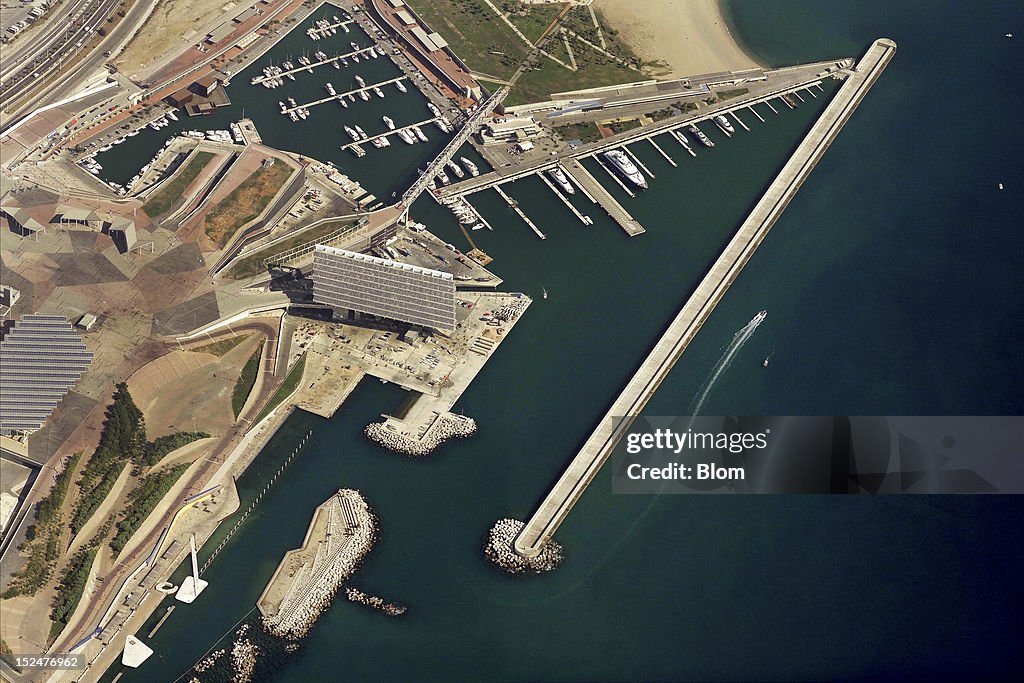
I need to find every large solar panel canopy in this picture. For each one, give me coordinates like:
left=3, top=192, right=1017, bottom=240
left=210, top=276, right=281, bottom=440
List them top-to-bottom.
left=0, top=314, right=92, bottom=435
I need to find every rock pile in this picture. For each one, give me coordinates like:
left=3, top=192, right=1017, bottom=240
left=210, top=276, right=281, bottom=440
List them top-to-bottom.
left=365, top=413, right=476, bottom=456
left=484, top=518, right=563, bottom=574
left=346, top=587, right=407, bottom=616
left=230, top=625, right=259, bottom=683
left=194, top=648, right=225, bottom=673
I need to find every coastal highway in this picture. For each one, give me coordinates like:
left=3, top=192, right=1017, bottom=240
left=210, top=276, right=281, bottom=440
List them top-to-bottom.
left=0, top=0, right=121, bottom=108
left=0, top=0, right=157, bottom=129
left=0, top=0, right=99, bottom=77
left=513, top=39, right=897, bottom=559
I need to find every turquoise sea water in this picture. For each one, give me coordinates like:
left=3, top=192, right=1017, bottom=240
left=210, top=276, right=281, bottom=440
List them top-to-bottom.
left=102, top=1, right=1022, bottom=680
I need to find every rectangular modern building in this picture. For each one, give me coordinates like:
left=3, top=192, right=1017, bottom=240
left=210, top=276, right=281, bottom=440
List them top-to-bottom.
left=313, top=245, right=456, bottom=331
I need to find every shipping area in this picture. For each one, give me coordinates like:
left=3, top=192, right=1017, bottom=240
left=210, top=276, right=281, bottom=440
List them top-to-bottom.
left=0, top=0, right=896, bottom=679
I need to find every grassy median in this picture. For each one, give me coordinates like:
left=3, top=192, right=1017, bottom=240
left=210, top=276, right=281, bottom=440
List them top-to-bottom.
left=142, top=151, right=215, bottom=218
left=232, top=347, right=263, bottom=417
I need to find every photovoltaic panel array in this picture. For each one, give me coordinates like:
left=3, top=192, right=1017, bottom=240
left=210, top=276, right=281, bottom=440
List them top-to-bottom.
left=0, top=314, right=92, bottom=435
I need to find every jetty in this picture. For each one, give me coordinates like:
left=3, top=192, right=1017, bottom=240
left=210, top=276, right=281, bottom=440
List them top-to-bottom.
left=307, top=17, right=355, bottom=40
left=509, top=38, right=898, bottom=561
left=251, top=45, right=377, bottom=84
left=281, top=76, right=408, bottom=114
left=339, top=117, right=441, bottom=150
left=561, top=159, right=645, bottom=236
left=537, top=171, right=592, bottom=225
left=495, top=185, right=546, bottom=239
left=365, top=293, right=532, bottom=456
left=258, top=489, right=375, bottom=639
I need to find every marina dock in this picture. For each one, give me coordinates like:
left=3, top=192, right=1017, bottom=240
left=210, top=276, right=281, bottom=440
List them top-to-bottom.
left=307, top=17, right=356, bottom=40
left=512, top=38, right=897, bottom=559
left=251, top=45, right=378, bottom=84
left=282, top=76, right=408, bottom=114
left=339, top=117, right=441, bottom=150
left=648, top=137, right=677, bottom=167
left=562, top=159, right=645, bottom=236
left=538, top=171, right=593, bottom=225
left=495, top=186, right=546, bottom=239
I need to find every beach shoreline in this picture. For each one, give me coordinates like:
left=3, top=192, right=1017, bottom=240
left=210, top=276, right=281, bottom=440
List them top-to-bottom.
left=592, top=0, right=765, bottom=78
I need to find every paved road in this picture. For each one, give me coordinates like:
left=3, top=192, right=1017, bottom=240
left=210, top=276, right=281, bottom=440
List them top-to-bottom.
left=0, top=0, right=121, bottom=113
left=0, top=0, right=95, bottom=77
left=0, top=0, right=158, bottom=136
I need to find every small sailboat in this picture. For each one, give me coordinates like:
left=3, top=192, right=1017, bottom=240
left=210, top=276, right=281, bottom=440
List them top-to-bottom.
left=542, top=287, right=548, bottom=300
left=762, top=357, right=769, bottom=367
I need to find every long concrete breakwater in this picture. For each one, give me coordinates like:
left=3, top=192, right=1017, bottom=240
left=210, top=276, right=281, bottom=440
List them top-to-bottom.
left=511, top=38, right=897, bottom=560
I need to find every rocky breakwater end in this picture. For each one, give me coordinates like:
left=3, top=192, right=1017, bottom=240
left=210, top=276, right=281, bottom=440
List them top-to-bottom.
left=365, top=413, right=477, bottom=457
left=260, top=489, right=377, bottom=639
left=485, top=518, right=563, bottom=574
left=346, top=587, right=407, bottom=616
left=230, top=624, right=259, bottom=683
left=193, top=647, right=225, bottom=673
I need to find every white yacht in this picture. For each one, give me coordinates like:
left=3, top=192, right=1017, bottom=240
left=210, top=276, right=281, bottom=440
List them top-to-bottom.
left=602, top=149, right=648, bottom=189
left=547, top=167, right=575, bottom=194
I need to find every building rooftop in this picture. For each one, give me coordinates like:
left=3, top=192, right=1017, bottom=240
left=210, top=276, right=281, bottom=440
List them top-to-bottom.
left=53, top=205, right=99, bottom=222
left=316, top=245, right=453, bottom=280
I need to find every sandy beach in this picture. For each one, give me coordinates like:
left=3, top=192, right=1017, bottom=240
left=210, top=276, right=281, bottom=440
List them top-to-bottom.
left=592, top=0, right=764, bottom=78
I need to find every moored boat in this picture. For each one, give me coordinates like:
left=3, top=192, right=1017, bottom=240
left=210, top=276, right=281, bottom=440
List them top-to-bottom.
left=688, top=124, right=714, bottom=148
left=602, top=149, right=648, bottom=189
left=547, top=167, right=575, bottom=194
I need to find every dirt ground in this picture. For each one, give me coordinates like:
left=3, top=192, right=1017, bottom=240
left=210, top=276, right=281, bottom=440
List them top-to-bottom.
left=116, top=0, right=239, bottom=80
left=202, top=161, right=293, bottom=248
left=126, top=333, right=263, bottom=439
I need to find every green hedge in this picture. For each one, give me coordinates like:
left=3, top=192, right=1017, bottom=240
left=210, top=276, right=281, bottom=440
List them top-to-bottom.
left=232, top=347, right=263, bottom=417
left=140, top=431, right=210, bottom=468
left=1, top=454, right=82, bottom=598
left=109, top=464, right=191, bottom=554
left=49, top=546, right=99, bottom=641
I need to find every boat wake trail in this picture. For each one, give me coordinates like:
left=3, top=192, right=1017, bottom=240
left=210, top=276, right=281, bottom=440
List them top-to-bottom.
left=689, top=310, right=767, bottom=417
left=543, top=311, right=768, bottom=597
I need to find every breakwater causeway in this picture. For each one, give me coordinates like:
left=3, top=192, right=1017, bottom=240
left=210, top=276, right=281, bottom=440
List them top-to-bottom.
left=486, top=38, right=898, bottom=571
left=258, top=489, right=376, bottom=639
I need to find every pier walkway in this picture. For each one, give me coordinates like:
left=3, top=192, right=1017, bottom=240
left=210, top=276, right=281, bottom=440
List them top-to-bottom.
left=307, top=18, right=356, bottom=40
left=513, top=38, right=897, bottom=559
left=251, top=45, right=378, bottom=84
left=439, top=62, right=846, bottom=201
left=282, top=76, right=407, bottom=114
left=339, top=117, right=441, bottom=150
left=562, top=159, right=645, bottom=236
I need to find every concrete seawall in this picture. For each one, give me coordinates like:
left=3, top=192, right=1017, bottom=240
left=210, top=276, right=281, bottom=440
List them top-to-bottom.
left=513, top=38, right=897, bottom=559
